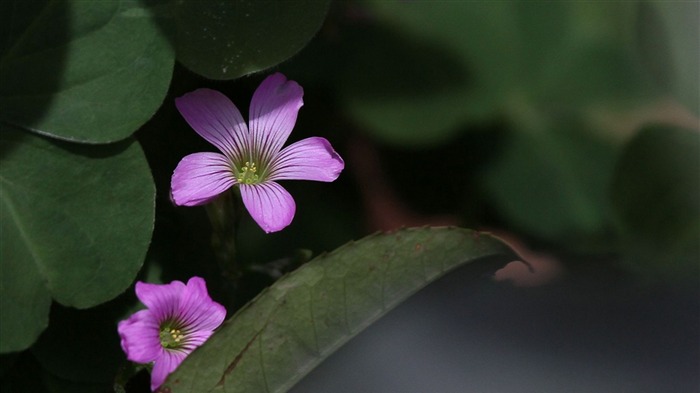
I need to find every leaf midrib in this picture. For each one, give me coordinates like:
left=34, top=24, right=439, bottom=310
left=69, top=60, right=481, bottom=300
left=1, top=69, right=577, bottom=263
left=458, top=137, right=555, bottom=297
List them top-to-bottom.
left=0, top=178, right=48, bottom=281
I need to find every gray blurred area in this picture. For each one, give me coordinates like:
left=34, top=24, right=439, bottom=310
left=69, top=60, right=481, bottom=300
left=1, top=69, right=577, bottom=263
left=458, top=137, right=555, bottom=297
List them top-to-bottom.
left=291, top=263, right=699, bottom=393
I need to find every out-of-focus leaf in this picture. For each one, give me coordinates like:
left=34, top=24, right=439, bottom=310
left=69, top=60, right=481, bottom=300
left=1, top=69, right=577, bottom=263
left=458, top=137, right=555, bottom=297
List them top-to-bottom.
left=0, top=0, right=174, bottom=143
left=174, top=0, right=330, bottom=80
left=342, top=1, right=652, bottom=146
left=340, top=2, right=514, bottom=146
left=635, top=2, right=699, bottom=115
left=338, top=24, right=483, bottom=147
left=481, top=112, right=617, bottom=244
left=611, top=125, right=700, bottom=283
left=0, top=127, right=154, bottom=353
left=163, top=227, right=519, bottom=393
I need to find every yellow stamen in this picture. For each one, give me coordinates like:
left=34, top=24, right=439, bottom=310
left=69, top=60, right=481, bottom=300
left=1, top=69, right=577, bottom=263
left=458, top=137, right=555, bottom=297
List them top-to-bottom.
left=238, top=161, right=260, bottom=184
left=160, top=327, right=186, bottom=348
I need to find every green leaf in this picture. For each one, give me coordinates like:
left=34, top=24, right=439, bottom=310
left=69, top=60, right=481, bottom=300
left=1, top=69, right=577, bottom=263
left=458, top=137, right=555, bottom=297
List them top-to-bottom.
left=0, top=0, right=174, bottom=143
left=175, top=0, right=330, bottom=80
left=341, top=1, right=652, bottom=146
left=339, top=2, right=513, bottom=146
left=635, top=2, right=699, bottom=115
left=337, top=24, right=486, bottom=147
left=481, top=111, right=617, bottom=245
left=611, top=125, right=700, bottom=284
left=0, top=127, right=155, bottom=353
left=163, top=227, right=518, bottom=392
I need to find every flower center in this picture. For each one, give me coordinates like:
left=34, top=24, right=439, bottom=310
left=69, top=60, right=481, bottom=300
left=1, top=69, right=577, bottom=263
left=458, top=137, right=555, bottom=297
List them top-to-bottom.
left=237, top=161, right=260, bottom=184
left=159, top=326, right=186, bottom=349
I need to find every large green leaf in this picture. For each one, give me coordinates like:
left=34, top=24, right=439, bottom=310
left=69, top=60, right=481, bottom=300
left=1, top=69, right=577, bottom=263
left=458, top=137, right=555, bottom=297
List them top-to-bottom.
left=0, top=0, right=174, bottom=143
left=175, top=0, right=330, bottom=80
left=611, top=125, right=700, bottom=284
left=0, top=127, right=155, bottom=353
left=163, top=227, right=518, bottom=392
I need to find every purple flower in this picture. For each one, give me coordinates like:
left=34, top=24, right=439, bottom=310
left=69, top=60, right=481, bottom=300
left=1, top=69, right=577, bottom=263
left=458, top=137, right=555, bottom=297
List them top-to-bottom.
left=171, top=73, right=345, bottom=233
left=117, top=277, right=226, bottom=391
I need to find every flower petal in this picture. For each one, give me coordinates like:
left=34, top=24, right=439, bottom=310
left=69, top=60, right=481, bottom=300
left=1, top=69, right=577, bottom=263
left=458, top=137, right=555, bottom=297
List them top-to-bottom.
left=249, top=73, right=304, bottom=164
left=175, top=88, right=248, bottom=162
left=268, top=137, right=344, bottom=182
left=171, top=152, right=236, bottom=206
left=239, top=182, right=296, bottom=233
left=177, top=277, right=226, bottom=335
left=135, top=280, right=186, bottom=323
left=117, top=309, right=162, bottom=364
left=150, top=350, right=188, bottom=391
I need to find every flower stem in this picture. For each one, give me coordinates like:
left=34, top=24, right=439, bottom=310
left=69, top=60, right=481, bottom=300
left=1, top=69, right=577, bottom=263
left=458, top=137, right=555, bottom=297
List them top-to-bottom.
left=205, top=189, right=242, bottom=286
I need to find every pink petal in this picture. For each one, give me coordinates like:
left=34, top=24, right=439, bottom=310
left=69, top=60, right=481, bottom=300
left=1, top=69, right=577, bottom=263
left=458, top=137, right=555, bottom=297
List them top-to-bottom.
left=248, top=73, right=304, bottom=165
left=175, top=88, right=248, bottom=162
left=268, top=137, right=344, bottom=182
left=171, top=152, right=236, bottom=206
left=239, top=182, right=296, bottom=233
left=177, top=277, right=226, bottom=334
left=135, top=280, right=186, bottom=322
left=117, top=309, right=162, bottom=364
left=180, top=329, right=217, bottom=351
left=150, top=350, right=188, bottom=391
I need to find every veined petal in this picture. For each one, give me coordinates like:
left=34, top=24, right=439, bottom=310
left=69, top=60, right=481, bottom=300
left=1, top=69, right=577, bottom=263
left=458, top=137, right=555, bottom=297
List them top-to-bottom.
left=249, top=73, right=304, bottom=165
left=175, top=88, right=248, bottom=162
left=268, top=137, right=344, bottom=182
left=171, top=152, right=235, bottom=206
left=239, top=182, right=296, bottom=233
left=177, top=277, right=226, bottom=333
left=135, top=281, right=186, bottom=323
left=117, top=309, right=162, bottom=364
left=180, top=329, right=216, bottom=351
left=150, top=350, right=188, bottom=391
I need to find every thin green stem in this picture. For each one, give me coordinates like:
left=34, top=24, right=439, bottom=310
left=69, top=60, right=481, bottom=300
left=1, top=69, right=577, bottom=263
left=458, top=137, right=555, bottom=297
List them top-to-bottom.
left=205, top=188, right=243, bottom=286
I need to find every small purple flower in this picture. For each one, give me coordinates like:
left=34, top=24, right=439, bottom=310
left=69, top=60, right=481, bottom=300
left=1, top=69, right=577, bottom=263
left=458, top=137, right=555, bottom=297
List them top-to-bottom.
left=171, top=73, right=345, bottom=233
left=117, top=277, right=226, bottom=391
